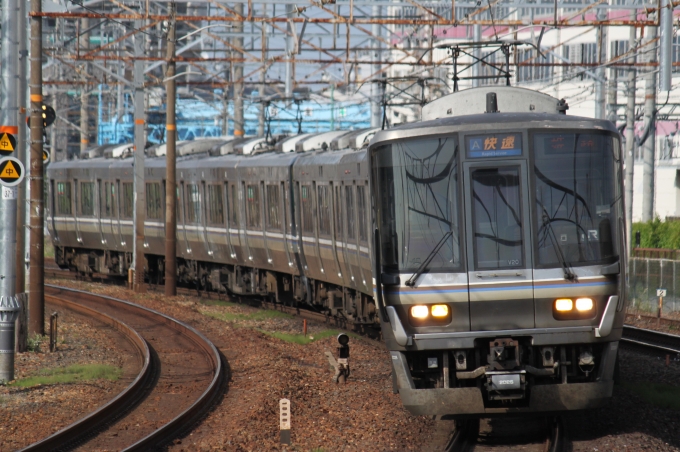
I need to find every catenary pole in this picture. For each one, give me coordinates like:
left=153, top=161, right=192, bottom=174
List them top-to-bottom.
left=16, top=0, right=27, bottom=295
left=29, top=0, right=44, bottom=335
left=165, top=3, right=177, bottom=296
left=233, top=3, right=244, bottom=137
left=624, top=12, right=637, bottom=248
left=80, top=18, right=89, bottom=155
left=641, top=19, right=657, bottom=222
left=133, top=20, right=146, bottom=292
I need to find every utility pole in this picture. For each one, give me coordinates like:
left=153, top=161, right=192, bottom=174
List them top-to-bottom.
left=15, top=0, right=26, bottom=294
left=28, top=0, right=44, bottom=335
left=370, top=2, right=382, bottom=128
left=233, top=3, right=244, bottom=137
left=165, top=4, right=177, bottom=297
left=284, top=4, right=294, bottom=100
left=594, top=5, right=607, bottom=119
left=257, top=14, right=267, bottom=139
left=624, top=14, right=637, bottom=247
left=80, top=18, right=90, bottom=155
left=641, top=20, right=657, bottom=222
left=133, top=21, right=146, bottom=292
left=472, top=25, right=481, bottom=88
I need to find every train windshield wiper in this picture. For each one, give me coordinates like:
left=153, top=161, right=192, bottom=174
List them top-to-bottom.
left=541, top=210, right=576, bottom=281
left=405, top=231, right=452, bottom=287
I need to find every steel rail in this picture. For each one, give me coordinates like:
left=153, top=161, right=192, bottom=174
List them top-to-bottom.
left=20, top=284, right=224, bottom=451
left=622, top=325, right=680, bottom=355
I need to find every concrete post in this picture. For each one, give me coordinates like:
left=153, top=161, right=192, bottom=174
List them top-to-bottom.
left=233, top=3, right=244, bottom=137
left=370, top=3, right=382, bottom=128
left=165, top=4, right=177, bottom=297
left=594, top=6, right=607, bottom=119
left=80, top=18, right=90, bottom=154
left=624, top=19, right=637, bottom=247
left=133, top=20, right=146, bottom=292
left=641, top=22, right=657, bottom=222
left=472, top=25, right=481, bottom=88
left=0, top=295, right=20, bottom=383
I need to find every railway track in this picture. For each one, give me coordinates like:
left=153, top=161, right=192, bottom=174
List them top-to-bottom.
left=20, top=284, right=224, bottom=452
left=621, top=325, right=680, bottom=355
left=444, top=416, right=567, bottom=452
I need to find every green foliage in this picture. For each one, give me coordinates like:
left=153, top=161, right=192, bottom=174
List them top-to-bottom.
left=632, top=218, right=680, bottom=250
left=44, top=239, right=55, bottom=259
left=202, top=308, right=292, bottom=323
left=259, top=329, right=359, bottom=345
left=26, top=334, right=45, bottom=352
left=11, top=364, right=122, bottom=388
left=622, top=381, right=680, bottom=411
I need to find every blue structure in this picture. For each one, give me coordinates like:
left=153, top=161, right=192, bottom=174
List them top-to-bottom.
left=97, top=96, right=371, bottom=145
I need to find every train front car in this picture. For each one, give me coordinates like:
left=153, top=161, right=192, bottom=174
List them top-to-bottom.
left=368, top=87, right=626, bottom=417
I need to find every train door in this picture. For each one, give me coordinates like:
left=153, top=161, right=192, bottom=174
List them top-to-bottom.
left=463, top=161, right=535, bottom=330
left=49, top=179, right=59, bottom=243
left=97, top=179, right=106, bottom=246
left=113, top=179, right=124, bottom=247
left=200, top=181, right=214, bottom=257
left=239, top=181, right=252, bottom=261
left=261, top=181, right=272, bottom=264
left=281, top=181, right=294, bottom=270
left=295, top=181, right=310, bottom=274
left=179, top=182, right=191, bottom=253
left=224, top=182, right=237, bottom=261
left=326, top=182, right=343, bottom=281
left=335, top=184, right=353, bottom=287
left=344, top=184, right=361, bottom=287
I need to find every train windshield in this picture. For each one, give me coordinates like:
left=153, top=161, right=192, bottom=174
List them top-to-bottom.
left=533, top=132, right=619, bottom=266
left=374, top=137, right=462, bottom=273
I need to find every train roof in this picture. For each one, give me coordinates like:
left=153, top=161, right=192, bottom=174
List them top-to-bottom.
left=369, top=112, right=620, bottom=149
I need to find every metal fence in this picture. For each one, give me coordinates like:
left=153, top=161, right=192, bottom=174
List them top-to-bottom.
left=628, top=258, right=680, bottom=314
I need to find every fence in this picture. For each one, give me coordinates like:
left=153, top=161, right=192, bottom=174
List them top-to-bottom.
left=628, top=257, right=680, bottom=315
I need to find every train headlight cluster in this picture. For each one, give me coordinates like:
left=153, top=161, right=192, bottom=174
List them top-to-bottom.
left=553, top=297, right=596, bottom=320
left=409, top=304, right=452, bottom=326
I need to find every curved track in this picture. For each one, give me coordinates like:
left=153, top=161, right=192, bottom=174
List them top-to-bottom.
left=20, top=284, right=224, bottom=452
left=444, top=416, right=567, bottom=452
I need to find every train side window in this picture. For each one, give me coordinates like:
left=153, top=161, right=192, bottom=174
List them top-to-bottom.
left=56, top=182, right=72, bottom=215
left=80, top=182, right=95, bottom=216
left=122, top=182, right=134, bottom=218
left=146, top=182, right=162, bottom=220
left=186, top=184, right=201, bottom=223
left=208, top=184, right=225, bottom=225
left=246, top=184, right=261, bottom=228
left=266, top=184, right=281, bottom=230
left=301, top=184, right=314, bottom=233
left=317, top=184, right=331, bottom=236
left=334, top=185, right=343, bottom=240
left=345, top=185, right=356, bottom=240
left=357, top=185, right=368, bottom=242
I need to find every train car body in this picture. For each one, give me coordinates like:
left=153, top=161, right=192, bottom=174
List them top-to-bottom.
left=368, top=87, right=626, bottom=417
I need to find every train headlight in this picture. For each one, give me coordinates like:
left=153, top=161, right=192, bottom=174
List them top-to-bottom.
left=555, top=298, right=573, bottom=312
left=576, top=298, right=594, bottom=311
left=431, top=304, right=449, bottom=317
left=411, top=305, right=429, bottom=319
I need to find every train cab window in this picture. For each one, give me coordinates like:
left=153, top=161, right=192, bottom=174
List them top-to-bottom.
left=533, top=132, right=618, bottom=265
left=471, top=167, right=523, bottom=269
left=56, top=182, right=72, bottom=215
left=80, top=182, right=95, bottom=216
left=122, top=183, right=133, bottom=218
left=146, top=183, right=162, bottom=220
left=186, top=184, right=201, bottom=223
left=208, top=184, right=225, bottom=225
left=246, top=184, right=261, bottom=228
left=301, top=184, right=314, bottom=234
left=266, top=185, right=281, bottom=230
left=317, top=185, right=331, bottom=236
left=357, top=185, right=368, bottom=242
left=345, top=186, right=356, bottom=240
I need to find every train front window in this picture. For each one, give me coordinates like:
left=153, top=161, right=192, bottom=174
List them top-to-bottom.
left=533, top=132, right=618, bottom=266
left=374, top=136, right=461, bottom=272
left=471, top=167, right=523, bottom=270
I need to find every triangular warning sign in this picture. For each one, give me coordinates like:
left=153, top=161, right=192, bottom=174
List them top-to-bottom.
left=0, top=133, right=14, bottom=152
left=0, top=160, right=19, bottom=179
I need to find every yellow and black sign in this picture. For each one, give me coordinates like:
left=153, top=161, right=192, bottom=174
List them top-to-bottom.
left=0, top=133, right=17, bottom=156
left=43, top=150, right=50, bottom=163
left=0, top=157, right=24, bottom=186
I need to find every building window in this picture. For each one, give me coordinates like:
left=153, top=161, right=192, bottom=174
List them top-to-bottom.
left=57, top=182, right=71, bottom=215
left=80, top=182, right=95, bottom=216
left=146, top=182, right=162, bottom=220
left=208, top=184, right=225, bottom=225
left=246, top=184, right=261, bottom=228
left=301, top=184, right=314, bottom=233
left=266, top=185, right=281, bottom=230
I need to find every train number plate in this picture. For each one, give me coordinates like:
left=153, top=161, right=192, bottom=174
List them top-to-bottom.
left=490, top=374, right=521, bottom=390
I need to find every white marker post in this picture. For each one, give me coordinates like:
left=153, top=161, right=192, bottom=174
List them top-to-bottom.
left=279, top=398, right=291, bottom=445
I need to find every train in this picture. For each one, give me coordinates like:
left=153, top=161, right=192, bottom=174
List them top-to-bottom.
left=47, top=86, right=626, bottom=417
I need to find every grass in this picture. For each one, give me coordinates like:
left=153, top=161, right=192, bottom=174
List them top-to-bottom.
left=44, top=239, right=55, bottom=259
left=199, top=299, right=238, bottom=308
left=201, top=308, right=293, bottom=323
left=259, top=329, right=359, bottom=345
left=27, top=334, right=45, bottom=352
left=11, top=364, right=122, bottom=388
left=622, top=381, right=680, bottom=411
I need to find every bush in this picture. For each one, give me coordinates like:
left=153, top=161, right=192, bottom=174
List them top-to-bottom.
left=631, top=218, right=680, bottom=250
